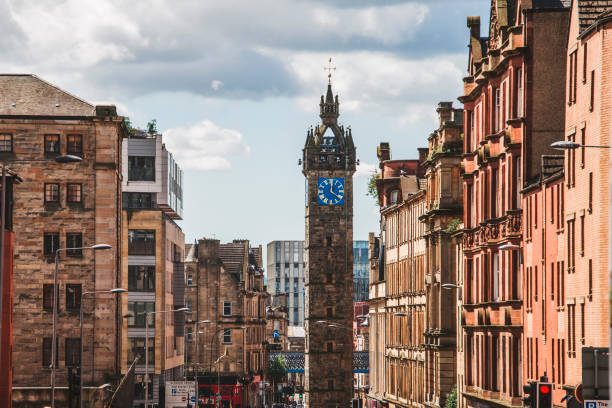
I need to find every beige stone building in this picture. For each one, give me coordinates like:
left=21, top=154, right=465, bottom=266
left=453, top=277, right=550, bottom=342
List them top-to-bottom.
left=0, top=74, right=125, bottom=407
left=421, top=103, right=462, bottom=407
left=121, top=130, right=186, bottom=406
left=369, top=143, right=427, bottom=408
left=184, top=238, right=267, bottom=407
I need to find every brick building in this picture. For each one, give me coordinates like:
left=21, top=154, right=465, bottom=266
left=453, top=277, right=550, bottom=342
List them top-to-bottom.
left=561, top=0, right=612, bottom=398
left=458, top=2, right=569, bottom=406
left=0, top=74, right=125, bottom=407
left=421, top=102, right=463, bottom=407
left=120, top=130, right=186, bottom=406
left=368, top=143, right=427, bottom=408
left=521, top=157, right=565, bottom=401
left=184, top=238, right=267, bottom=408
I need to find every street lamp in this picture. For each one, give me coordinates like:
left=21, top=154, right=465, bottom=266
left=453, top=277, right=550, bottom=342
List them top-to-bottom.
left=551, top=141, right=610, bottom=150
left=51, top=243, right=111, bottom=408
left=499, top=243, right=520, bottom=251
left=441, top=283, right=460, bottom=290
left=79, top=288, right=126, bottom=408
left=144, top=307, right=191, bottom=408
left=186, top=319, right=211, bottom=399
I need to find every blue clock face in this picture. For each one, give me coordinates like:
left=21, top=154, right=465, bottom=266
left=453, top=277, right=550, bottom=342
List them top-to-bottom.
left=317, top=177, right=344, bottom=205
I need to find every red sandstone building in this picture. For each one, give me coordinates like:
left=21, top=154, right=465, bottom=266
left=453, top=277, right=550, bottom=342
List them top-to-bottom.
left=561, top=0, right=612, bottom=398
left=459, top=2, right=569, bottom=406
left=0, top=167, right=21, bottom=408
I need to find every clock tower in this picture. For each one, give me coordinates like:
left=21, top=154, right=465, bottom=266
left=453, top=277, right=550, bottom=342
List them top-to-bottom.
left=302, top=79, right=356, bottom=408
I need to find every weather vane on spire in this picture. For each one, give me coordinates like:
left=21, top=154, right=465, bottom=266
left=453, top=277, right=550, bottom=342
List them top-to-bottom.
left=324, top=57, right=336, bottom=83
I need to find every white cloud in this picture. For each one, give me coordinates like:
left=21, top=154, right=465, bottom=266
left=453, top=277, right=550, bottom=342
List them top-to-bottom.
left=0, top=0, right=432, bottom=100
left=280, top=50, right=464, bottom=126
left=211, top=80, right=224, bottom=90
left=163, top=120, right=251, bottom=171
left=356, top=161, right=377, bottom=178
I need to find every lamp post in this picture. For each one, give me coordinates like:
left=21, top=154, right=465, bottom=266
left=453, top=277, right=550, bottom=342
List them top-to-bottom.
left=51, top=243, right=111, bottom=408
left=79, top=288, right=126, bottom=408
left=144, top=307, right=191, bottom=408
left=187, top=319, right=211, bottom=402
left=208, top=326, right=245, bottom=373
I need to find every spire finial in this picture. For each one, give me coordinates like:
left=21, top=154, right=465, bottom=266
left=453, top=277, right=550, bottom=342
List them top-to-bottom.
left=324, top=57, right=336, bottom=83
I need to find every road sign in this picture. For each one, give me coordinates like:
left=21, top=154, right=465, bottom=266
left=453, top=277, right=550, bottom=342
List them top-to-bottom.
left=165, top=381, right=197, bottom=407
left=190, top=396, right=196, bottom=402
left=585, top=401, right=610, bottom=408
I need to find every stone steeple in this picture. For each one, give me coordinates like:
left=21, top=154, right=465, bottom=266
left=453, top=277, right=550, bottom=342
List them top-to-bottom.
left=319, top=83, right=339, bottom=126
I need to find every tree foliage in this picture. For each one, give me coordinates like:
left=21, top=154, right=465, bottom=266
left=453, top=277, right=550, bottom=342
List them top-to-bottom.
left=146, top=119, right=158, bottom=134
left=366, top=171, right=380, bottom=207
left=267, top=355, right=287, bottom=382
left=444, top=386, right=457, bottom=408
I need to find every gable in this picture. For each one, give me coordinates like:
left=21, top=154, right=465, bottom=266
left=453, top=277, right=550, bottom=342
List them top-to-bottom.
left=0, top=74, right=94, bottom=116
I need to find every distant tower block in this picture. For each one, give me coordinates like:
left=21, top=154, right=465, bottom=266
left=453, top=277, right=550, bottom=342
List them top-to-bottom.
left=301, top=70, right=356, bottom=408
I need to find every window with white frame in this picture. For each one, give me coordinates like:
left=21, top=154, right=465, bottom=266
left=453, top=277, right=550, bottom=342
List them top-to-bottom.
left=390, top=190, right=399, bottom=205
left=187, top=274, right=193, bottom=286
left=223, top=301, right=232, bottom=316
left=223, top=329, right=232, bottom=344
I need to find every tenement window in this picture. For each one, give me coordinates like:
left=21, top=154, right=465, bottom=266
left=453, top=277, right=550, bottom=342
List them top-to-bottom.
left=568, top=50, right=577, bottom=104
left=516, top=68, right=523, bottom=117
left=590, top=70, right=595, bottom=111
left=494, top=87, right=501, bottom=133
left=0, top=134, right=12, bottom=152
left=44, top=134, right=60, bottom=153
left=67, top=134, right=82, bottom=155
left=128, top=156, right=155, bottom=181
left=44, top=183, right=59, bottom=203
left=67, top=183, right=82, bottom=203
left=122, top=192, right=155, bottom=209
left=43, top=232, right=60, bottom=256
left=66, top=233, right=83, bottom=256
left=43, top=284, right=55, bottom=311
left=66, top=284, right=81, bottom=310
left=223, top=301, right=232, bottom=316
left=223, top=329, right=232, bottom=344
left=42, top=337, right=56, bottom=367
left=65, top=338, right=81, bottom=367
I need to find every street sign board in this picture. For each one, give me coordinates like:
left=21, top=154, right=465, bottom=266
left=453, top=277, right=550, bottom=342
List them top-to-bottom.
left=583, top=347, right=610, bottom=400
left=165, top=381, right=197, bottom=407
left=585, top=400, right=609, bottom=408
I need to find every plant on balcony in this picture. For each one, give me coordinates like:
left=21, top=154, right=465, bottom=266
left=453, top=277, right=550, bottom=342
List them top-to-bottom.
left=444, top=218, right=462, bottom=233
left=444, top=385, right=457, bottom=408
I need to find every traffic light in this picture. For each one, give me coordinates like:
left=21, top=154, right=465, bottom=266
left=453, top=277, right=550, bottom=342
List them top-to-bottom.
left=523, top=382, right=536, bottom=407
left=537, top=382, right=552, bottom=408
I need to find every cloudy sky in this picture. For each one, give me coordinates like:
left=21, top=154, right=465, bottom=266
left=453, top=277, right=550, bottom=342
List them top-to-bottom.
left=1, top=0, right=490, bottom=250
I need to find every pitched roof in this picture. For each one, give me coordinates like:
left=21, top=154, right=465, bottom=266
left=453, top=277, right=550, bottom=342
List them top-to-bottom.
left=578, top=0, right=612, bottom=33
left=0, top=74, right=94, bottom=116
left=219, top=242, right=247, bottom=275
left=184, top=243, right=197, bottom=263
